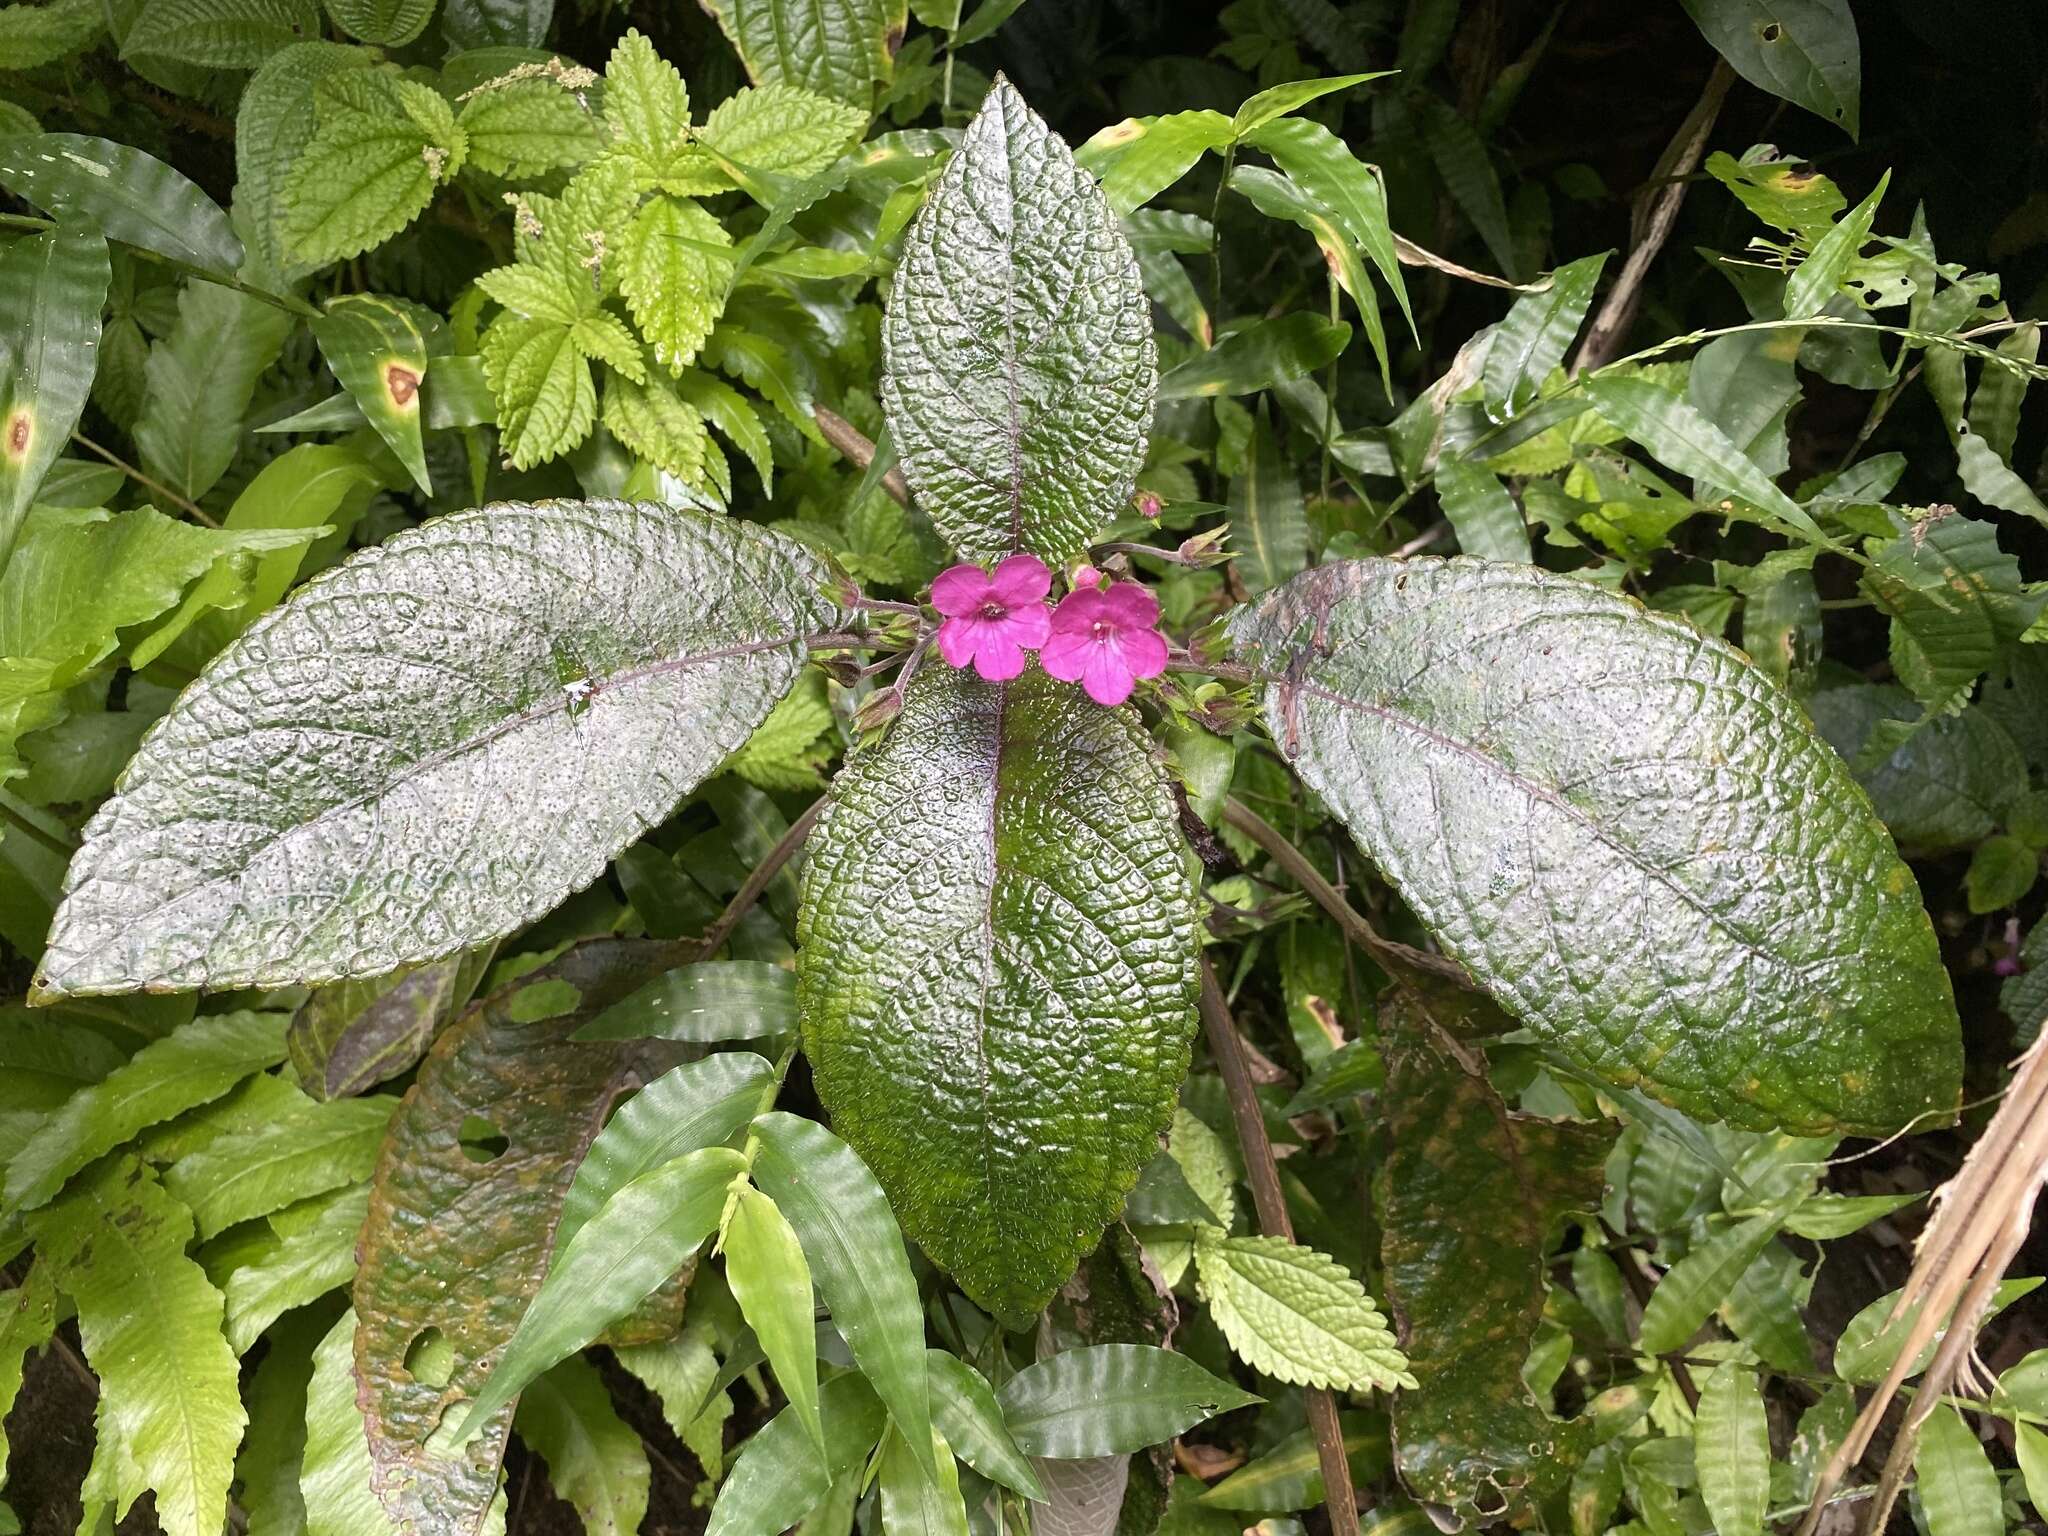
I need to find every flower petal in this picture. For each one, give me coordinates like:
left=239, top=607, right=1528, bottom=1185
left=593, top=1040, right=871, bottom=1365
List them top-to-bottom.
left=988, top=553, right=1052, bottom=606
left=930, top=563, right=992, bottom=617
left=1102, top=581, right=1161, bottom=628
left=1048, top=588, right=1107, bottom=634
left=1004, top=603, right=1051, bottom=649
left=936, top=616, right=982, bottom=669
left=1120, top=626, right=1168, bottom=679
left=1038, top=630, right=1092, bottom=682
left=972, top=636, right=1028, bottom=682
left=1081, top=644, right=1136, bottom=707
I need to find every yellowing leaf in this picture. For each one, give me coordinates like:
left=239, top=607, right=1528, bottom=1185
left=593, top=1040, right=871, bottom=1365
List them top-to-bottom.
left=1193, top=1231, right=1413, bottom=1392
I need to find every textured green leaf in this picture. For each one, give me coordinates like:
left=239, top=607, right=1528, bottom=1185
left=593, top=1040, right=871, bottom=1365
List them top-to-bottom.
left=0, top=0, right=103, bottom=66
left=123, top=0, right=320, bottom=67
left=323, top=0, right=432, bottom=42
left=441, top=0, right=545, bottom=47
left=697, top=0, right=905, bottom=108
left=1680, top=0, right=1860, bottom=138
left=603, top=29, right=690, bottom=183
left=236, top=43, right=378, bottom=276
left=283, top=71, right=465, bottom=268
left=457, top=78, right=600, bottom=179
left=881, top=79, right=1154, bottom=565
left=700, top=84, right=867, bottom=186
left=1076, top=111, right=1232, bottom=217
left=1246, top=116, right=1413, bottom=342
left=0, top=133, right=242, bottom=275
left=1784, top=173, right=1885, bottom=319
left=0, top=221, right=108, bottom=568
left=1481, top=251, right=1608, bottom=419
left=134, top=278, right=293, bottom=505
left=312, top=294, right=431, bottom=494
left=482, top=313, right=595, bottom=466
left=1159, top=313, right=1349, bottom=400
left=1969, top=322, right=2038, bottom=464
left=603, top=375, right=712, bottom=490
left=1434, top=456, right=1531, bottom=563
left=38, top=500, right=832, bottom=996
left=1865, top=511, right=2027, bottom=717
left=1229, top=559, right=1961, bottom=1134
left=798, top=668, right=1199, bottom=1321
left=1808, top=684, right=2022, bottom=855
left=351, top=942, right=679, bottom=1536
left=288, top=950, right=489, bottom=1102
left=574, top=964, right=795, bottom=1043
left=1377, top=982, right=1607, bottom=1523
left=5, top=1010, right=286, bottom=1210
left=165, top=1094, right=392, bottom=1237
left=748, top=1111, right=934, bottom=1476
left=28, top=1158, right=244, bottom=1536
left=222, top=1182, right=370, bottom=1352
left=724, top=1184, right=824, bottom=1462
left=1639, top=1212, right=1785, bottom=1353
left=1194, top=1231, right=1411, bottom=1392
left=1832, top=1276, right=2039, bottom=1384
left=997, top=1344, right=1259, bottom=1458
left=926, top=1350, right=1045, bottom=1501
left=514, top=1357, right=651, bottom=1536
left=1694, top=1363, right=1768, bottom=1536
left=706, top=1373, right=887, bottom=1536
left=1913, top=1409, right=2002, bottom=1536
left=1030, top=1456, right=1130, bottom=1536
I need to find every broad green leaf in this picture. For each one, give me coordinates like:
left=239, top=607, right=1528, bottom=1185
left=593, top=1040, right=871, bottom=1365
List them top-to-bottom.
left=0, top=0, right=102, bottom=65
left=123, top=0, right=320, bottom=67
left=323, top=0, right=431, bottom=42
left=441, top=0, right=547, bottom=48
left=697, top=0, right=905, bottom=108
left=1680, top=0, right=1860, bottom=138
left=603, top=29, right=690, bottom=184
left=236, top=42, right=378, bottom=276
left=282, top=71, right=466, bottom=268
left=1231, top=72, right=1389, bottom=138
left=457, top=77, right=601, bottom=179
left=881, top=79, right=1155, bottom=565
left=699, top=84, right=867, bottom=186
left=1075, top=111, right=1233, bottom=217
left=1246, top=116, right=1413, bottom=341
left=0, top=133, right=242, bottom=274
left=1784, top=173, right=1886, bottom=319
left=617, top=197, right=732, bottom=372
left=0, top=221, right=109, bottom=567
left=1481, top=251, right=1608, bottom=419
left=134, top=277, right=293, bottom=504
left=311, top=294, right=431, bottom=494
left=1158, top=312, right=1350, bottom=399
left=482, top=313, right=596, bottom=467
left=1584, top=372, right=1830, bottom=545
left=603, top=376, right=717, bottom=495
left=1231, top=406, right=1309, bottom=596
left=1434, top=457, right=1530, bottom=563
left=37, top=500, right=832, bottom=996
left=1866, top=511, right=2029, bottom=718
left=1230, top=559, right=1961, bottom=1134
left=798, top=669, right=1200, bottom=1321
left=1808, top=684, right=2022, bottom=855
left=1967, top=833, right=2036, bottom=913
left=352, top=942, right=681, bottom=1536
left=288, top=949, right=489, bottom=1102
left=1377, top=980, right=1607, bottom=1523
left=4, top=1009, right=286, bottom=1210
left=555, top=1051, right=771, bottom=1253
left=164, top=1093, right=392, bottom=1237
left=748, top=1111, right=934, bottom=1476
left=459, top=1145, right=745, bottom=1439
left=28, top=1158, right=244, bottom=1536
left=222, top=1183, right=371, bottom=1352
left=724, top=1185, right=824, bottom=1462
left=1781, top=1190, right=1920, bottom=1240
left=1639, top=1213, right=1785, bottom=1353
left=1193, top=1231, right=1411, bottom=1392
left=1832, top=1276, right=2040, bottom=1384
left=301, top=1309, right=399, bottom=1536
left=997, top=1344, right=1258, bottom=1458
left=926, top=1351, right=1045, bottom=1501
left=514, top=1357, right=651, bottom=1536
left=1694, top=1363, right=1768, bottom=1536
left=705, top=1373, right=887, bottom=1536
left=1912, top=1409, right=2002, bottom=1536
left=1199, top=1412, right=1387, bottom=1511
left=2017, top=1422, right=2048, bottom=1519
left=880, top=1426, right=968, bottom=1536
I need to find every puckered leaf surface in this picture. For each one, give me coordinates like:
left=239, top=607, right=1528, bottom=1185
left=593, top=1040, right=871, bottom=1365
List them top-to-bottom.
left=697, top=0, right=905, bottom=108
left=880, top=80, right=1155, bottom=565
left=38, top=500, right=833, bottom=996
left=1229, top=557, right=1960, bottom=1134
left=797, top=669, right=1199, bottom=1322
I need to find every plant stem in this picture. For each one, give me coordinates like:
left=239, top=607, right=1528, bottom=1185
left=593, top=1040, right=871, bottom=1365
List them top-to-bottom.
left=813, top=405, right=911, bottom=507
left=71, top=432, right=219, bottom=526
left=692, top=797, right=826, bottom=959
left=1198, top=961, right=1360, bottom=1536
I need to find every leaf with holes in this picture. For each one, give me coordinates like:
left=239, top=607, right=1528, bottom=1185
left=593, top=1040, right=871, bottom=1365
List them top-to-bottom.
left=1680, top=0, right=1860, bottom=138
left=881, top=80, right=1154, bottom=565
left=36, top=500, right=832, bottom=996
left=1230, top=559, right=1961, bottom=1134
left=797, top=669, right=1199, bottom=1322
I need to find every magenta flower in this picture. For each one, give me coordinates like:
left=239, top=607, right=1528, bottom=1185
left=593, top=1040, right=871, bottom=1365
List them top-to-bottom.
left=931, top=554, right=1052, bottom=682
left=1040, top=581, right=1169, bottom=707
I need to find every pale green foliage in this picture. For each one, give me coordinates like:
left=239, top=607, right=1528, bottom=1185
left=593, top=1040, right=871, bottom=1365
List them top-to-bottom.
left=283, top=71, right=467, bottom=267
left=618, top=197, right=733, bottom=373
left=134, top=279, right=293, bottom=503
left=727, top=672, right=836, bottom=791
left=1193, top=1231, right=1414, bottom=1392
left=513, top=1358, right=651, bottom=1536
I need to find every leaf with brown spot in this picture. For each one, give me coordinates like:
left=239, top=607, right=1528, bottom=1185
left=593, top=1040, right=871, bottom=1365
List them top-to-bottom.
left=0, top=219, right=109, bottom=566
left=311, top=294, right=434, bottom=496
left=351, top=937, right=687, bottom=1536
left=1376, top=976, right=1610, bottom=1525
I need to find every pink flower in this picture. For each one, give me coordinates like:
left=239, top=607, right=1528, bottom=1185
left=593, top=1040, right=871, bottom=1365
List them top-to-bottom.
left=931, top=554, right=1052, bottom=682
left=1040, top=582, right=1168, bottom=707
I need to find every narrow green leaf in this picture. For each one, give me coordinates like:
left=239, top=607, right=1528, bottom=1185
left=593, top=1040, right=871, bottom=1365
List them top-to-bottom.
left=1680, top=0, right=1860, bottom=138
left=1231, top=73, right=1390, bottom=139
left=882, top=79, right=1155, bottom=565
left=1416, top=95, right=1515, bottom=279
left=1074, top=111, right=1233, bottom=217
left=1247, top=115, right=1413, bottom=341
left=0, top=133, right=242, bottom=274
left=1226, top=163, right=1390, bottom=389
left=1784, top=173, right=1886, bottom=318
left=0, top=220, right=109, bottom=567
left=1481, top=250, right=1609, bottom=419
left=134, top=277, right=293, bottom=504
left=311, top=294, right=432, bottom=494
left=1158, top=312, right=1351, bottom=399
left=1968, top=322, right=2038, bottom=464
left=1231, top=407, right=1309, bottom=595
left=1958, top=426, right=2048, bottom=526
left=1434, top=456, right=1531, bottom=563
left=37, top=500, right=833, bottom=997
left=1230, top=560, right=1960, bottom=1134
left=5, top=1010, right=286, bottom=1211
left=555, top=1052, right=770, bottom=1255
left=163, top=1094, right=392, bottom=1238
left=748, top=1111, right=934, bottom=1476
left=458, top=1145, right=747, bottom=1440
left=223, top=1183, right=370, bottom=1353
left=725, top=1185, right=825, bottom=1464
left=1781, top=1191, right=1920, bottom=1240
left=1639, top=1213, right=1785, bottom=1354
left=1193, top=1231, right=1412, bottom=1392
left=1833, top=1276, right=2040, bottom=1384
left=996, top=1345, right=1259, bottom=1458
left=927, top=1350, right=1045, bottom=1501
left=514, top=1357, right=652, bottom=1536
left=1694, top=1363, right=1768, bottom=1536
left=705, top=1373, right=887, bottom=1536
left=1912, top=1410, right=2002, bottom=1536
left=1199, top=1412, right=1386, bottom=1511
left=2015, top=1421, right=2048, bottom=1520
